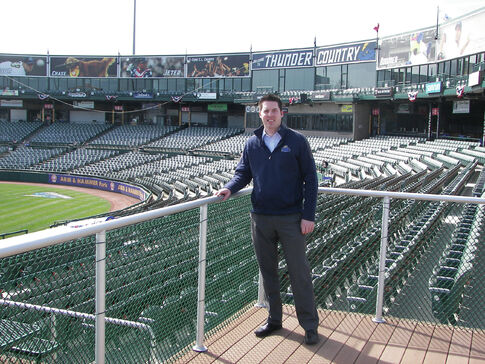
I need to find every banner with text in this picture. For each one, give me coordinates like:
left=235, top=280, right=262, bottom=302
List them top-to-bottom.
left=437, top=11, right=485, bottom=62
left=378, top=29, right=437, bottom=69
left=316, top=41, right=376, bottom=66
left=252, top=49, right=314, bottom=70
left=187, top=54, right=250, bottom=77
left=0, top=55, right=47, bottom=77
left=50, top=56, right=117, bottom=77
left=120, top=56, right=185, bottom=78
left=49, top=174, right=148, bottom=201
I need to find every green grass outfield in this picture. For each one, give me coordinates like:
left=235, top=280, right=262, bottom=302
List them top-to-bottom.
left=0, top=183, right=111, bottom=235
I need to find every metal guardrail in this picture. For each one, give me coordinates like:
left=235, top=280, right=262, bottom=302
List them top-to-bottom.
left=1, top=187, right=484, bottom=364
left=0, top=229, right=28, bottom=239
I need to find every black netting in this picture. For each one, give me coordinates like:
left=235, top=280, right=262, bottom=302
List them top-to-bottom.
left=1, top=188, right=484, bottom=363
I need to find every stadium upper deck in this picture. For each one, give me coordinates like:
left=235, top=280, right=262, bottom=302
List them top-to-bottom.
left=0, top=6, right=484, bottom=142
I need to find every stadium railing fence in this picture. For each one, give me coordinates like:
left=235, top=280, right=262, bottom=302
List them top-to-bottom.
left=0, top=187, right=484, bottom=363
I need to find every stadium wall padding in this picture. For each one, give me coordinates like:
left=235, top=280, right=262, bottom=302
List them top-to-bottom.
left=0, top=170, right=49, bottom=184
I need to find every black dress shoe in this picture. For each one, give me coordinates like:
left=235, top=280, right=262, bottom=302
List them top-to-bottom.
left=254, top=323, right=282, bottom=337
left=304, top=329, right=319, bottom=345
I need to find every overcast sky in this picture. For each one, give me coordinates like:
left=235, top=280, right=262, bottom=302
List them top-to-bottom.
left=3, top=0, right=484, bottom=56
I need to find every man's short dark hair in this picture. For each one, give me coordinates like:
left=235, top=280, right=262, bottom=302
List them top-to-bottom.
left=258, top=93, right=282, bottom=111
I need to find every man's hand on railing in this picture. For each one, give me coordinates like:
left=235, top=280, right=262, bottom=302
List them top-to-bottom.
left=216, top=188, right=232, bottom=201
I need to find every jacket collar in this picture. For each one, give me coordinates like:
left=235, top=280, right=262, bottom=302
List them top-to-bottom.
left=254, top=124, right=288, bottom=140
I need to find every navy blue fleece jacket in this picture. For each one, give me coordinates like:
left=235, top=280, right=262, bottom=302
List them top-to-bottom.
left=225, top=124, right=318, bottom=221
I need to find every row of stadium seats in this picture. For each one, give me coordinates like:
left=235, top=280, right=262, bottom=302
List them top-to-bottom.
left=0, top=121, right=43, bottom=143
left=29, top=123, right=112, bottom=145
left=90, top=125, right=178, bottom=147
left=144, top=127, right=244, bottom=150
left=2, top=132, right=484, bottom=209
left=0, top=146, right=67, bottom=169
left=30, top=148, right=121, bottom=172
left=345, top=162, right=476, bottom=313
left=429, top=200, right=484, bottom=324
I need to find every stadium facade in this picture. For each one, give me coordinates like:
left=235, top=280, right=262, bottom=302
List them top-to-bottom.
left=1, top=7, right=484, bottom=144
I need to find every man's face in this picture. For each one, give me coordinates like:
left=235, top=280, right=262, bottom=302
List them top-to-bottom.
left=259, top=100, right=283, bottom=135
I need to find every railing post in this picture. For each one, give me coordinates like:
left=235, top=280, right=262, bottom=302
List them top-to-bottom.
left=373, top=196, right=390, bottom=323
left=193, top=204, right=208, bottom=352
left=95, top=230, right=106, bottom=364
left=255, top=271, right=267, bottom=308
left=50, top=314, right=57, bottom=361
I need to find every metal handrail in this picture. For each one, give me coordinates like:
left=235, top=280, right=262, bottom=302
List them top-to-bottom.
left=1, top=187, right=483, bottom=259
left=0, top=188, right=250, bottom=259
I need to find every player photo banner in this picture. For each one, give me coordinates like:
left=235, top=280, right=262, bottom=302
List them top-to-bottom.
left=437, top=11, right=485, bottom=62
left=378, top=29, right=437, bottom=69
left=315, top=41, right=376, bottom=66
left=252, top=50, right=314, bottom=70
left=187, top=54, right=250, bottom=78
left=0, top=55, right=47, bottom=77
left=50, top=56, right=117, bottom=77
left=121, top=56, right=185, bottom=78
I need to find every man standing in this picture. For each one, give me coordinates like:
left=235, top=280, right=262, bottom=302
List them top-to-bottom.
left=216, top=94, right=319, bottom=345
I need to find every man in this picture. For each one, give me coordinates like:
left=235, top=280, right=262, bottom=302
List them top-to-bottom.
left=128, top=58, right=153, bottom=78
left=216, top=94, right=319, bottom=345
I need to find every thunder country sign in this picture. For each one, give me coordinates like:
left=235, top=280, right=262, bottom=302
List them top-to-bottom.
left=315, top=41, right=376, bottom=66
left=252, top=50, right=314, bottom=70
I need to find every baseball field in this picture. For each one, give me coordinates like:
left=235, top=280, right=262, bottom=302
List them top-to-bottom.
left=0, top=183, right=111, bottom=236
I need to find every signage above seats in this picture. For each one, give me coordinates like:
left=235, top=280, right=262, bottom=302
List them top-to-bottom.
left=316, top=41, right=376, bottom=66
left=252, top=49, right=314, bottom=70
left=187, top=54, right=250, bottom=77
left=0, top=55, right=47, bottom=77
left=50, top=56, right=117, bottom=78
left=120, top=56, right=184, bottom=78
left=426, top=82, right=442, bottom=94
left=374, top=87, right=394, bottom=97
left=312, top=91, right=331, bottom=101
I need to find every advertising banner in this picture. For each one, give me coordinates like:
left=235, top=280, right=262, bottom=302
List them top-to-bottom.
left=437, top=11, right=485, bottom=61
left=378, top=29, right=437, bottom=69
left=316, top=41, right=376, bottom=66
left=252, top=49, right=314, bottom=70
left=187, top=54, right=250, bottom=77
left=0, top=55, right=47, bottom=76
left=50, top=56, right=117, bottom=77
left=120, top=56, right=184, bottom=77
left=426, top=81, right=442, bottom=94
left=374, top=87, right=394, bottom=97
left=0, top=89, right=19, bottom=96
left=312, top=91, right=331, bottom=101
left=133, top=92, right=153, bottom=99
left=196, top=92, right=217, bottom=100
left=0, top=100, right=23, bottom=107
left=453, top=100, right=470, bottom=114
left=73, top=101, right=94, bottom=109
left=208, top=103, right=227, bottom=112
left=340, top=105, right=353, bottom=113
left=49, top=174, right=148, bottom=201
